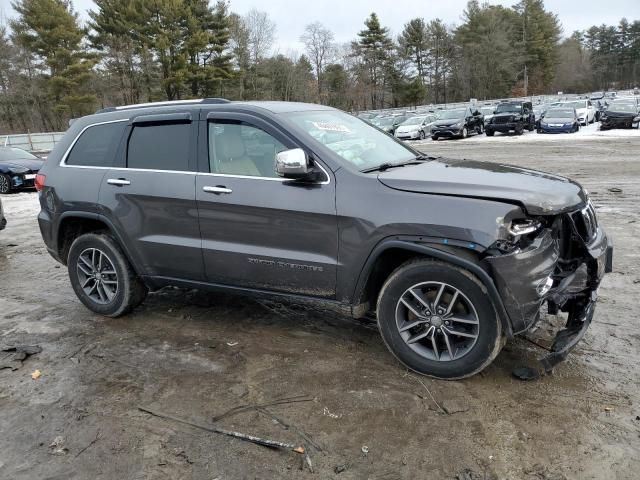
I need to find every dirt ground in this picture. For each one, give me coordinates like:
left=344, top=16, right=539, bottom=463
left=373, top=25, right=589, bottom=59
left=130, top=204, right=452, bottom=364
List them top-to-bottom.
left=1, top=134, right=639, bottom=479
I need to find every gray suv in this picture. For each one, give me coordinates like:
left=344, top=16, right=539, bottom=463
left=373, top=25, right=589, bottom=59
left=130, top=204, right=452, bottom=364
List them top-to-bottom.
left=36, top=99, right=613, bottom=379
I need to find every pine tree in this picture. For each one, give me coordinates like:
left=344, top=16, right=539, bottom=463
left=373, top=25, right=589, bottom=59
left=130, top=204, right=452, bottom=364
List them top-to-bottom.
left=11, top=0, right=97, bottom=127
left=353, top=13, right=394, bottom=109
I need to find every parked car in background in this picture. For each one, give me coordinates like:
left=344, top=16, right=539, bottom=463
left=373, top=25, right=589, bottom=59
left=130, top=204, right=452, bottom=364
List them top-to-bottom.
left=35, top=99, right=612, bottom=379
left=564, top=100, right=596, bottom=125
left=485, top=101, right=535, bottom=136
left=600, top=101, right=640, bottom=130
left=533, top=105, right=547, bottom=127
left=480, top=106, right=496, bottom=126
left=431, top=107, right=484, bottom=140
left=537, top=107, right=580, bottom=133
left=394, top=114, right=439, bottom=140
left=372, top=115, right=409, bottom=135
left=0, top=147, right=45, bottom=194
left=0, top=197, right=5, bottom=231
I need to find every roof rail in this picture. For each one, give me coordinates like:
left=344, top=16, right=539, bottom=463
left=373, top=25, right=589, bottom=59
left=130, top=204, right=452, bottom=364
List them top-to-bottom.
left=95, top=98, right=230, bottom=114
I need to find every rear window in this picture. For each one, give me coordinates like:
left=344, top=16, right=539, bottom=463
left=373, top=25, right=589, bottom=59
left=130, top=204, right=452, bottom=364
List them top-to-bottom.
left=65, top=122, right=125, bottom=167
left=127, top=123, right=191, bottom=171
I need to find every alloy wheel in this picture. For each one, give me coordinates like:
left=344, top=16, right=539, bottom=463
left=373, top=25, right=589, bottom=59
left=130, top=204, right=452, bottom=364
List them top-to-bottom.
left=0, top=175, right=10, bottom=194
left=76, top=248, right=119, bottom=305
left=395, top=281, right=479, bottom=361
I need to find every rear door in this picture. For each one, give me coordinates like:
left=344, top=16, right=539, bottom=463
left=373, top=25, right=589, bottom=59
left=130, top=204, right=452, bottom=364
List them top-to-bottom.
left=99, top=112, right=205, bottom=281
left=195, top=112, right=338, bottom=298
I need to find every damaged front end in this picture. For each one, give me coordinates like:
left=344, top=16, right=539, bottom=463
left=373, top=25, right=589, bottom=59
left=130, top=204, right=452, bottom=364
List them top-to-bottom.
left=485, top=200, right=613, bottom=373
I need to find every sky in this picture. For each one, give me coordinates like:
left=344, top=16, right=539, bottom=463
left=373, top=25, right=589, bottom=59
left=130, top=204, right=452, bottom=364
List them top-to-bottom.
left=2, top=0, right=640, bottom=54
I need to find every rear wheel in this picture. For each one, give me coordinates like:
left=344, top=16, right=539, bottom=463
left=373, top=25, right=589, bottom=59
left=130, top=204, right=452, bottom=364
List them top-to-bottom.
left=515, top=124, right=524, bottom=135
left=419, top=130, right=425, bottom=140
left=0, top=174, right=12, bottom=194
left=67, top=232, right=148, bottom=317
left=377, top=259, right=503, bottom=379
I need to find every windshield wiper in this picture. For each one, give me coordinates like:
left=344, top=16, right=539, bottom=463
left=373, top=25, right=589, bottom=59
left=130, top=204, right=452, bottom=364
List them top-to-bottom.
left=360, top=160, right=423, bottom=173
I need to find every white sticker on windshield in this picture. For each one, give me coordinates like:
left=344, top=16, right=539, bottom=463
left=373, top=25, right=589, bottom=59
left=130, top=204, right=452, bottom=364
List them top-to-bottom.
left=312, top=121, right=351, bottom=133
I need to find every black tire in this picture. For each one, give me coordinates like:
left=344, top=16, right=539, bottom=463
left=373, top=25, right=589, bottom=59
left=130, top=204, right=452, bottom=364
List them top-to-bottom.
left=528, top=121, right=535, bottom=132
left=477, top=123, right=484, bottom=134
left=515, top=124, right=524, bottom=135
left=461, top=127, right=468, bottom=139
left=485, top=129, right=494, bottom=137
left=419, top=130, right=425, bottom=140
left=431, top=135, right=439, bottom=141
left=0, top=174, right=12, bottom=194
left=67, top=232, right=148, bottom=317
left=376, top=259, right=503, bottom=379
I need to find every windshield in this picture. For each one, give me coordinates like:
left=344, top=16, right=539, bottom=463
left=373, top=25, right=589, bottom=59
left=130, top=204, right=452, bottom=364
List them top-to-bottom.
left=567, top=101, right=587, bottom=109
left=495, top=103, right=522, bottom=113
left=607, top=103, right=636, bottom=112
left=480, top=107, right=494, bottom=115
left=438, top=109, right=466, bottom=120
left=546, top=109, right=574, bottom=119
left=283, top=110, right=416, bottom=171
left=400, top=116, right=425, bottom=126
left=374, top=117, right=396, bottom=126
left=0, top=147, right=39, bottom=161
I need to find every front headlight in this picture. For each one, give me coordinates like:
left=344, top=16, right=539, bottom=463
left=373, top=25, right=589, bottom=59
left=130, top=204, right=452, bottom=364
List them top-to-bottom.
left=633, top=116, right=640, bottom=122
left=454, top=121, right=463, bottom=127
left=9, top=167, right=29, bottom=174
left=508, top=218, right=542, bottom=236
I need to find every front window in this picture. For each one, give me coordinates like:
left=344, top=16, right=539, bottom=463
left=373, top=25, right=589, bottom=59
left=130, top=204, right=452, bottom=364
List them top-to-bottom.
left=568, top=101, right=586, bottom=109
left=495, top=103, right=522, bottom=114
left=607, top=103, right=636, bottom=113
left=438, top=109, right=467, bottom=120
left=283, top=110, right=416, bottom=171
left=400, top=116, right=425, bottom=126
left=208, top=121, right=287, bottom=178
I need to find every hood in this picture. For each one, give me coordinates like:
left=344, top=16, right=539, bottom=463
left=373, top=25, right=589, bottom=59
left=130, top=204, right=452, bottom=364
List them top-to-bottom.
left=543, top=117, right=574, bottom=124
left=433, top=118, right=462, bottom=127
left=396, top=124, right=419, bottom=132
left=377, top=157, right=587, bottom=215
left=2, top=158, right=44, bottom=172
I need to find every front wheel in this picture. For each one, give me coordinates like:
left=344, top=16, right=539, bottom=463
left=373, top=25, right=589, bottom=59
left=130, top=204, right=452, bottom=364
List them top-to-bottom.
left=515, top=124, right=524, bottom=135
left=461, top=127, right=468, bottom=139
left=485, top=129, right=494, bottom=137
left=419, top=130, right=425, bottom=140
left=0, top=174, right=12, bottom=194
left=67, top=232, right=148, bottom=317
left=377, top=260, right=503, bottom=379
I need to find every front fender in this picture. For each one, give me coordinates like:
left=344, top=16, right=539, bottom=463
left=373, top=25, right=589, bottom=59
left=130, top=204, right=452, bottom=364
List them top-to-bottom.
left=351, top=238, right=514, bottom=337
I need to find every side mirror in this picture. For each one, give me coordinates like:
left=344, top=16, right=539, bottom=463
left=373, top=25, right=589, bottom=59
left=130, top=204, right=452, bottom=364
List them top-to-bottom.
left=473, top=110, right=481, bottom=116
left=276, top=148, right=309, bottom=179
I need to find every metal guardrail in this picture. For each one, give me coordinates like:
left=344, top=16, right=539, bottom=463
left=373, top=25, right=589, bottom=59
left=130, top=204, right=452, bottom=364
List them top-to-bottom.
left=0, top=132, right=65, bottom=154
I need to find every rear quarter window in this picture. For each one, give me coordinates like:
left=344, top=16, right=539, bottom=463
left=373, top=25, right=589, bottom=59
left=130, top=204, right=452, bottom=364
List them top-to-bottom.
left=65, top=121, right=125, bottom=167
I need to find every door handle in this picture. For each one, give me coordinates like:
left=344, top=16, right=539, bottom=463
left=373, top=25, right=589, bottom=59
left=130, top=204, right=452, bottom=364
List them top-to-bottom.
left=107, top=178, right=131, bottom=186
left=203, top=186, right=232, bottom=194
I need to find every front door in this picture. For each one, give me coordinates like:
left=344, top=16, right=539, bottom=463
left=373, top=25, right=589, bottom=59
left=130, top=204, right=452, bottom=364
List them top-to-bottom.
left=195, top=113, right=338, bottom=298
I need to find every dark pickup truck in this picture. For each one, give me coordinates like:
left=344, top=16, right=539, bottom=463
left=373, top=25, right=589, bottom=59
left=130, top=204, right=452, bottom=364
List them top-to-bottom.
left=486, top=101, right=535, bottom=136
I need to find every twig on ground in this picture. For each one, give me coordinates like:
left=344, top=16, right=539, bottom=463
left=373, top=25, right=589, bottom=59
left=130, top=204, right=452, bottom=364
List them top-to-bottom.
left=406, top=373, right=448, bottom=415
left=211, top=395, right=312, bottom=423
left=138, top=406, right=303, bottom=452
left=255, top=406, right=324, bottom=452
left=75, top=430, right=101, bottom=458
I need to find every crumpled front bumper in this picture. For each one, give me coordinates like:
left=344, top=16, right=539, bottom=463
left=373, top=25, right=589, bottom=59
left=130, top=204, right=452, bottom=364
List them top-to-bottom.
left=486, top=223, right=613, bottom=373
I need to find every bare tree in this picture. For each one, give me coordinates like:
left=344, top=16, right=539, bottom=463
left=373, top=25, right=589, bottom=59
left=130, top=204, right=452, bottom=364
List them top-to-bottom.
left=244, top=9, right=276, bottom=64
left=300, top=22, right=335, bottom=99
